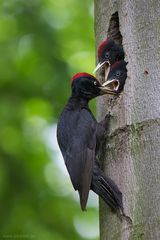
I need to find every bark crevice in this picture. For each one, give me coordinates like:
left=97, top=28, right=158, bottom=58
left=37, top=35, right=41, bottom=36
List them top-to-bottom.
left=107, top=11, right=122, bottom=45
left=108, top=118, right=160, bottom=139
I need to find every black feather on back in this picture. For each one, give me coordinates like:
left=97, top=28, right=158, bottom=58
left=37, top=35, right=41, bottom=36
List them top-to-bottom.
left=57, top=99, right=97, bottom=210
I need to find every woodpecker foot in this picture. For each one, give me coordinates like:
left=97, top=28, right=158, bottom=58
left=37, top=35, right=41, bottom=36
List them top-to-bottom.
left=118, top=211, right=133, bottom=225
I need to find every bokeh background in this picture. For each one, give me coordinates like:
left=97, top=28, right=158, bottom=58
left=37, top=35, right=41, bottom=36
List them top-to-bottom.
left=0, top=0, right=99, bottom=239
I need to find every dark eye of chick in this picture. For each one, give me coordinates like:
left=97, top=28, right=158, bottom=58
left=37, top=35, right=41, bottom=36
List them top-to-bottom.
left=104, top=52, right=109, bottom=58
left=115, top=70, right=121, bottom=77
left=93, top=81, right=97, bottom=85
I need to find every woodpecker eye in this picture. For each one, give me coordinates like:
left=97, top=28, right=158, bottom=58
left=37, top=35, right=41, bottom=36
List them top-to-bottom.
left=105, top=52, right=109, bottom=58
left=116, top=70, right=121, bottom=77
left=94, top=81, right=97, bottom=85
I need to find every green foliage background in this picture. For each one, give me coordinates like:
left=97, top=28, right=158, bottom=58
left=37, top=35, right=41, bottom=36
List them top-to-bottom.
left=0, top=0, right=98, bottom=239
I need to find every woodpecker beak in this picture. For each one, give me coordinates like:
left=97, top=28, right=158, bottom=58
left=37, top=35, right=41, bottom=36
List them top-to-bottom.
left=93, top=61, right=111, bottom=82
left=93, top=61, right=106, bottom=73
left=104, top=62, right=111, bottom=81
left=102, top=79, right=120, bottom=92
left=99, top=85, right=117, bottom=95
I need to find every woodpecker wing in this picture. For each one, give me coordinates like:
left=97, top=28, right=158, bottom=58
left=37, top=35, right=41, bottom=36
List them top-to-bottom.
left=57, top=107, right=97, bottom=210
left=66, top=142, right=94, bottom=210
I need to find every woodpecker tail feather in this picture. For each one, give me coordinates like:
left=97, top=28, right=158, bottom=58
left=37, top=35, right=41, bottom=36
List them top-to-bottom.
left=91, top=165, right=123, bottom=213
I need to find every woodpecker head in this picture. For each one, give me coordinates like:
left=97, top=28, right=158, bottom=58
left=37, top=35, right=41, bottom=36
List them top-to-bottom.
left=94, top=38, right=125, bottom=81
left=102, top=60, right=128, bottom=93
left=71, top=72, right=117, bottom=99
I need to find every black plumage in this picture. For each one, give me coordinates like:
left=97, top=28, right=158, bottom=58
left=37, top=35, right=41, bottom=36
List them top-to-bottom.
left=94, top=38, right=125, bottom=83
left=98, top=38, right=124, bottom=65
left=103, top=60, right=128, bottom=93
left=57, top=73, right=123, bottom=213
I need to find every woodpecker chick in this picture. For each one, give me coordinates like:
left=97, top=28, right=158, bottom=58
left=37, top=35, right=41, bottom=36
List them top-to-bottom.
left=94, top=38, right=125, bottom=82
left=103, top=60, right=128, bottom=93
left=57, top=72, right=123, bottom=214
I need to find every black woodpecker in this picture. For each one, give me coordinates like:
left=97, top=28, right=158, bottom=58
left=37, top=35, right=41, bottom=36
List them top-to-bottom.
left=94, top=38, right=125, bottom=82
left=102, top=60, right=128, bottom=93
left=57, top=72, right=124, bottom=214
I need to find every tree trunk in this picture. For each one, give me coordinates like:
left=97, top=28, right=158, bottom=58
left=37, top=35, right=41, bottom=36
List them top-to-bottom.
left=94, top=0, right=160, bottom=239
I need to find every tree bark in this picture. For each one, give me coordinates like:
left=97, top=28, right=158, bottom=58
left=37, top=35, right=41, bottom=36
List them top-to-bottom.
left=94, top=0, right=160, bottom=239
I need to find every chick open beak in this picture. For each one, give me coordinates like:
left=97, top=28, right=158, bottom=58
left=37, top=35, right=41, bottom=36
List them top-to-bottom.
left=93, top=61, right=111, bottom=84
left=93, top=61, right=106, bottom=73
left=94, top=62, right=119, bottom=95
left=104, top=62, right=111, bottom=82
left=102, top=79, right=120, bottom=92
left=99, top=86, right=117, bottom=95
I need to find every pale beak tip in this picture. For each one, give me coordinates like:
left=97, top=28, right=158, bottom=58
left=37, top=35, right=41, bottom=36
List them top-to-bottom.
left=93, top=61, right=106, bottom=73
left=102, top=79, right=120, bottom=91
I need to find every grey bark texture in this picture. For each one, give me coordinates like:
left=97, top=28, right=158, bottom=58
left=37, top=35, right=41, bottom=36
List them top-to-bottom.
left=94, top=0, right=160, bottom=239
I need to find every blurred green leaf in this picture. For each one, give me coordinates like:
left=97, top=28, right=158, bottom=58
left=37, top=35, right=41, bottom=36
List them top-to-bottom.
left=0, top=0, right=98, bottom=239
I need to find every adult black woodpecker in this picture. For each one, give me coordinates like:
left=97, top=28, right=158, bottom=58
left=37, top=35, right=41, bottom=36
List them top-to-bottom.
left=94, top=38, right=125, bottom=82
left=102, top=60, right=128, bottom=93
left=57, top=72, right=124, bottom=215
